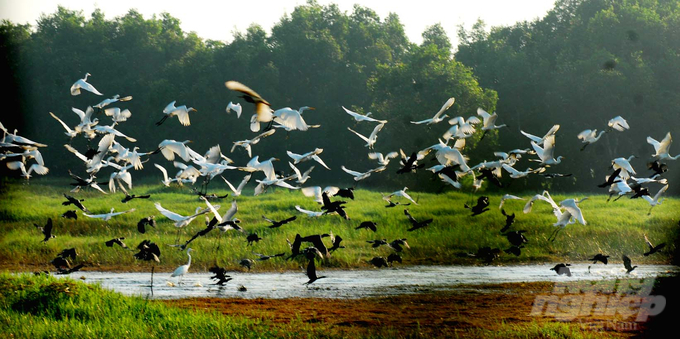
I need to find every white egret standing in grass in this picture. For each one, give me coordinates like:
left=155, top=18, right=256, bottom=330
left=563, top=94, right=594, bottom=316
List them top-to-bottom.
left=170, top=248, right=194, bottom=285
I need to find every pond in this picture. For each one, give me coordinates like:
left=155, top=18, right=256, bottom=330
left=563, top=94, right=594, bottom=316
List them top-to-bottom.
left=53, top=264, right=679, bottom=299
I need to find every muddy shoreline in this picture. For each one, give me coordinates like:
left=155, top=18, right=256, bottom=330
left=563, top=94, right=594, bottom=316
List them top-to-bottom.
left=161, top=278, right=679, bottom=338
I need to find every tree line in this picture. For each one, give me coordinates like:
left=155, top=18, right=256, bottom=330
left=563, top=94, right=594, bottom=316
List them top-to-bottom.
left=1, top=0, right=677, bottom=194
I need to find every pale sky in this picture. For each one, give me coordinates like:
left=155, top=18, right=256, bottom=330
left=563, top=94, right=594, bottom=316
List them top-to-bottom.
left=0, top=0, right=555, bottom=46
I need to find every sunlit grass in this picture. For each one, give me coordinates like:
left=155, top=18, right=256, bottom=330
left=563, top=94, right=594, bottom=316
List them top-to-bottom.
left=0, top=180, right=677, bottom=273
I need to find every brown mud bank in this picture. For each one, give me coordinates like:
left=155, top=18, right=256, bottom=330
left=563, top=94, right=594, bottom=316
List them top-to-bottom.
left=162, top=277, right=679, bottom=338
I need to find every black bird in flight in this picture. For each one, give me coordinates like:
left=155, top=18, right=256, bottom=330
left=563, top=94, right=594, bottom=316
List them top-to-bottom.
left=396, top=150, right=424, bottom=174
left=597, top=168, right=622, bottom=188
left=335, top=187, right=355, bottom=200
left=321, top=192, right=349, bottom=219
left=62, top=193, right=89, bottom=212
left=121, top=193, right=151, bottom=203
left=465, top=196, right=490, bottom=216
left=404, top=209, right=433, bottom=231
left=500, top=209, right=515, bottom=233
left=61, top=210, right=78, bottom=220
left=263, top=215, right=296, bottom=228
left=137, top=216, right=156, bottom=234
left=34, top=218, right=55, bottom=243
left=355, top=221, right=377, bottom=232
left=503, top=230, right=528, bottom=247
left=246, top=233, right=263, bottom=246
left=328, top=233, right=345, bottom=252
left=643, top=234, right=666, bottom=256
left=105, top=237, right=129, bottom=249
left=367, top=239, right=388, bottom=248
left=389, top=239, right=410, bottom=252
left=134, top=240, right=161, bottom=263
left=505, top=246, right=523, bottom=256
left=57, top=248, right=78, bottom=260
left=253, top=252, right=285, bottom=261
left=387, top=253, right=403, bottom=265
left=588, top=253, right=610, bottom=265
left=623, top=255, right=637, bottom=273
left=368, top=256, right=389, bottom=268
left=304, top=258, right=326, bottom=285
left=550, top=263, right=572, bottom=276
left=57, top=264, right=85, bottom=275
left=209, top=265, right=233, bottom=286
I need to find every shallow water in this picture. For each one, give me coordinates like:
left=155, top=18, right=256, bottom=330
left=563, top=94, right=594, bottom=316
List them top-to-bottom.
left=53, top=264, right=679, bottom=299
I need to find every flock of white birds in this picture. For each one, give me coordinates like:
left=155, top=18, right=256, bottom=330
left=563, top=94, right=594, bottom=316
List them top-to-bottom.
left=0, top=71, right=677, bottom=283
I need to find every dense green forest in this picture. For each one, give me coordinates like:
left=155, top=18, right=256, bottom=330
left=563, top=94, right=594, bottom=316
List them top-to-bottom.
left=1, top=0, right=678, bottom=194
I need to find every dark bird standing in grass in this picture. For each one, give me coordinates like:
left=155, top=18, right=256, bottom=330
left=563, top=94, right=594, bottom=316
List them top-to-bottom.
left=62, top=193, right=89, bottom=212
left=121, top=193, right=151, bottom=203
left=465, top=196, right=490, bottom=216
left=404, top=209, right=433, bottom=231
left=500, top=209, right=515, bottom=233
left=61, top=210, right=78, bottom=220
left=263, top=215, right=296, bottom=228
left=34, top=218, right=55, bottom=243
left=356, top=221, right=377, bottom=232
left=643, top=234, right=666, bottom=256
left=588, top=253, right=610, bottom=265
left=623, top=255, right=637, bottom=273
left=550, top=263, right=572, bottom=276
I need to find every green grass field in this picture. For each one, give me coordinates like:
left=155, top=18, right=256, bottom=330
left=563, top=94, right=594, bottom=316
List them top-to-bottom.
left=0, top=179, right=677, bottom=273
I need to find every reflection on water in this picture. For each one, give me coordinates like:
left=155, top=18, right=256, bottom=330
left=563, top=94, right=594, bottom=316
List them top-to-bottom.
left=52, top=264, right=679, bottom=299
